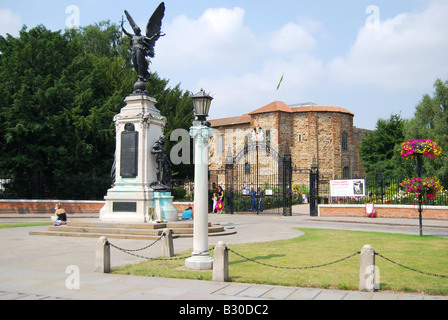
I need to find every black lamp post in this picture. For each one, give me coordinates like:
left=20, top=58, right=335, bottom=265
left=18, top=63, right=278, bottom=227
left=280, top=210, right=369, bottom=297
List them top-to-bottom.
left=191, top=89, right=213, bottom=126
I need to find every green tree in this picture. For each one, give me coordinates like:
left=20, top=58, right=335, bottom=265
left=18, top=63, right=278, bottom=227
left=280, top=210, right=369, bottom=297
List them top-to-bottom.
left=0, top=22, right=194, bottom=181
left=0, top=25, right=83, bottom=178
left=404, top=78, right=448, bottom=185
left=360, top=114, right=411, bottom=176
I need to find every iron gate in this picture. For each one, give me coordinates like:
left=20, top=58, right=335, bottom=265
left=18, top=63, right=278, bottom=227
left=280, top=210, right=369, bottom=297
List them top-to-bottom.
left=224, top=142, right=292, bottom=215
left=308, top=166, right=330, bottom=217
left=309, top=166, right=319, bottom=216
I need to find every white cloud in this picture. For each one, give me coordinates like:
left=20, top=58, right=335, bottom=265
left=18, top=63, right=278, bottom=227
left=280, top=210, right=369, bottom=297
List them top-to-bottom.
left=327, top=1, right=448, bottom=91
left=152, top=6, right=324, bottom=118
left=155, top=7, right=259, bottom=73
left=0, top=9, right=22, bottom=36
left=202, top=19, right=323, bottom=118
left=268, top=22, right=317, bottom=54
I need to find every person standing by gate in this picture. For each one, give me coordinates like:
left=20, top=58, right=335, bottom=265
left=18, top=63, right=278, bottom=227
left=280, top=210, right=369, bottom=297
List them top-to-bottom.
left=250, top=187, right=256, bottom=212
left=257, top=187, right=264, bottom=213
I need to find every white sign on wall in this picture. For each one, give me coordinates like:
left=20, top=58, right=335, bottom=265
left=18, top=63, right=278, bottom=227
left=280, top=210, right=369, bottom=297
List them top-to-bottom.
left=330, top=180, right=366, bottom=197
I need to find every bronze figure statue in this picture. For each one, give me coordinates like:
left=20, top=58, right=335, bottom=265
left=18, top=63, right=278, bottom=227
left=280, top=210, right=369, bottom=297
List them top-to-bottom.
left=122, top=2, right=166, bottom=94
left=151, top=135, right=173, bottom=192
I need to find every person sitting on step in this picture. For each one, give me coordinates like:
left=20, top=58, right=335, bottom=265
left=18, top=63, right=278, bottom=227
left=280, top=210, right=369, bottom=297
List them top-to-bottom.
left=51, top=203, right=67, bottom=226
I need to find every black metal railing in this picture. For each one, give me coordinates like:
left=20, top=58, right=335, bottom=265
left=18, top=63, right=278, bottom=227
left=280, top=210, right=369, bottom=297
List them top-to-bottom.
left=321, top=175, right=448, bottom=206
left=0, top=176, right=112, bottom=201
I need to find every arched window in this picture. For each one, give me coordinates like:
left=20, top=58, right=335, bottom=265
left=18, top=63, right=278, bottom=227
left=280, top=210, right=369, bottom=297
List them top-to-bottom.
left=342, top=132, right=348, bottom=151
left=343, top=167, right=350, bottom=179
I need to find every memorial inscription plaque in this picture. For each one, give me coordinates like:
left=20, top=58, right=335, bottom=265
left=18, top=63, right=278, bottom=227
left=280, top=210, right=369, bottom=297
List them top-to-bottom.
left=121, top=123, right=139, bottom=178
left=113, top=202, right=137, bottom=213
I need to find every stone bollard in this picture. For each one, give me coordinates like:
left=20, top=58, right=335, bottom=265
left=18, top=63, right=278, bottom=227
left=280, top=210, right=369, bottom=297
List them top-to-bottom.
left=162, top=229, right=174, bottom=258
left=95, top=236, right=111, bottom=274
left=213, top=241, right=229, bottom=282
left=359, top=244, right=377, bottom=292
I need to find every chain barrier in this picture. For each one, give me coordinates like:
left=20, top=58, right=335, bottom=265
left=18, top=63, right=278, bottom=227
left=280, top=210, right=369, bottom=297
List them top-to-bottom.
left=108, top=233, right=165, bottom=253
left=107, top=234, right=214, bottom=261
left=106, top=237, right=447, bottom=279
left=227, top=248, right=361, bottom=270
left=227, top=248, right=448, bottom=279
left=376, top=253, right=448, bottom=278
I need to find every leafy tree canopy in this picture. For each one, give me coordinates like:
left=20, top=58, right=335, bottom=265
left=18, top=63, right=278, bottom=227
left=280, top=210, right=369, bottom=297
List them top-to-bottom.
left=0, top=22, right=193, bottom=180
left=360, top=77, right=448, bottom=186
left=403, top=78, right=448, bottom=184
left=360, top=113, right=410, bottom=177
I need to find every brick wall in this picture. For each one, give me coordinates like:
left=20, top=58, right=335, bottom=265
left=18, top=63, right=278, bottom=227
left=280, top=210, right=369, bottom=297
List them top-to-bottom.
left=0, top=200, right=193, bottom=215
left=0, top=200, right=105, bottom=214
left=319, top=204, right=448, bottom=221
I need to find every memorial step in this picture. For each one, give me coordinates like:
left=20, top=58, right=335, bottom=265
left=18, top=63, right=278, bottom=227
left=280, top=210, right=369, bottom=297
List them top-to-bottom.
left=29, top=220, right=235, bottom=240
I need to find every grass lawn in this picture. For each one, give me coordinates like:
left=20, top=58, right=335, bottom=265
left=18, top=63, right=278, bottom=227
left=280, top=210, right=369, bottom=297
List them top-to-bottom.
left=0, top=222, right=52, bottom=229
left=114, top=228, right=448, bottom=296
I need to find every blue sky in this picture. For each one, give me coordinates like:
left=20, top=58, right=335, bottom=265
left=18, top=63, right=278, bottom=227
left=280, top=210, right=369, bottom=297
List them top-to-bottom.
left=1, top=0, right=447, bottom=130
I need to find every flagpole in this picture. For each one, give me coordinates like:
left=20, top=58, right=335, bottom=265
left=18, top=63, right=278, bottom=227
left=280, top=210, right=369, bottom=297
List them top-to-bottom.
left=277, top=73, right=285, bottom=102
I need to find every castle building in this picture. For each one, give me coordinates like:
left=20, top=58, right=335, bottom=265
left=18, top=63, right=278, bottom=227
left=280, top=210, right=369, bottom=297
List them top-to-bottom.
left=208, top=101, right=367, bottom=188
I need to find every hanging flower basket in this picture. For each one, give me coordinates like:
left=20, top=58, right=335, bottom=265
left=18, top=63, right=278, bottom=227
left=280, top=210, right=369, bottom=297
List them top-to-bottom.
left=401, top=139, right=442, bottom=159
left=401, top=177, right=443, bottom=201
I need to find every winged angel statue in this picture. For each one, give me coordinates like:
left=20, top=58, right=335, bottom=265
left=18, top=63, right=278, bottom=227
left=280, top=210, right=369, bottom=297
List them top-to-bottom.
left=122, top=2, right=165, bottom=94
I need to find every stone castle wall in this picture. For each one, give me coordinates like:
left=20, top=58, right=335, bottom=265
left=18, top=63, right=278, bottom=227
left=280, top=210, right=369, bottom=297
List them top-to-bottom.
left=209, top=104, right=367, bottom=187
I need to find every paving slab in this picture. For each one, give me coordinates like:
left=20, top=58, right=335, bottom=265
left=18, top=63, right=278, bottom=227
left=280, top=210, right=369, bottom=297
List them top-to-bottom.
left=212, top=283, right=252, bottom=297
left=235, top=285, right=274, bottom=299
left=260, top=287, right=298, bottom=300
left=286, top=288, right=323, bottom=300
left=314, top=289, right=349, bottom=300
left=343, top=291, right=375, bottom=300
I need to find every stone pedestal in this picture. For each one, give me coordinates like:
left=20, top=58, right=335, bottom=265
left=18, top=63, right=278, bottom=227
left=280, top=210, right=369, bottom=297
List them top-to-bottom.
left=100, top=94, right=166, bottom=223
left=153, top=192, right=179, bottom=222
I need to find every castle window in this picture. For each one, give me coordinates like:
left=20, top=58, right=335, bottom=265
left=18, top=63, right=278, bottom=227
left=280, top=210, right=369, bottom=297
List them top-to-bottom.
left=266, top=129, right=271, bottom=148
left=342, top=132, right=348, bottom=151
left=298, top=134, right=302, bottom=143
left=343, top=167, right=350, bottom=179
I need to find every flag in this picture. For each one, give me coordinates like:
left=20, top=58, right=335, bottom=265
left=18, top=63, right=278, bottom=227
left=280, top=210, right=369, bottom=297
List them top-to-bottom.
left=277, top=73, right=284, bottom=90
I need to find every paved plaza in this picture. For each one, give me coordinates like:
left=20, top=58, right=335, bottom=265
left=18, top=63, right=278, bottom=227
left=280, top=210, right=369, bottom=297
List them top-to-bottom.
left=0, top=205, right=447, bottom=301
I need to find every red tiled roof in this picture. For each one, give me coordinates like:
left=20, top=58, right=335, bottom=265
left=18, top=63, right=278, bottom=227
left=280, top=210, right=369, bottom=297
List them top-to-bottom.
left=248, top=101, right=291, bottom=115
left=248, top=101, right=354, bottom=116
left=209, top=102, right=354, bottom=127
left=290, top=105, right=354, bottom=116
left=209, top=114, right=251, bottom=128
